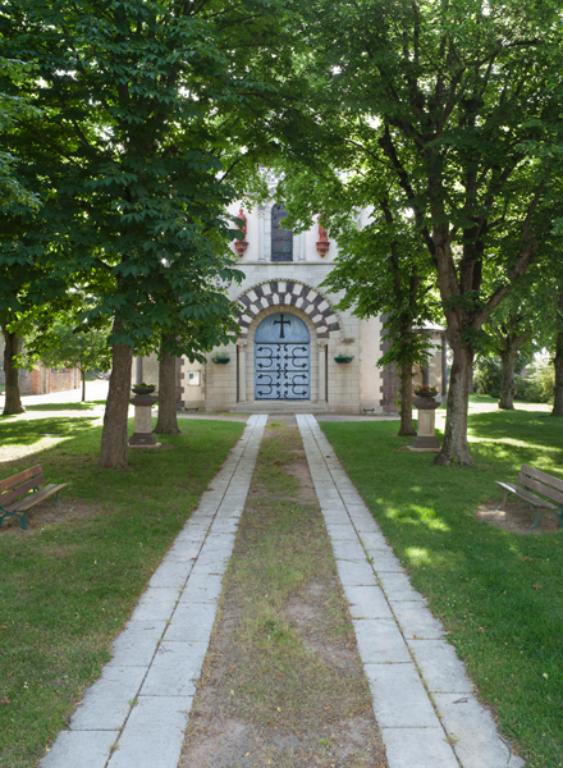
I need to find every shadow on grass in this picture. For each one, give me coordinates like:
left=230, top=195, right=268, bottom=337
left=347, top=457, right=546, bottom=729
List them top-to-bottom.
left=26, top=402, right=99, bottom=412
left=470, top=409, right=561, bottom=442
left=0, top=417, right=98, bottom=447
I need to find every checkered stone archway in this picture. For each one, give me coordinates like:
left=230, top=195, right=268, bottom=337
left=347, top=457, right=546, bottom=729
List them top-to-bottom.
left=237, top=280, right=341, bottom=339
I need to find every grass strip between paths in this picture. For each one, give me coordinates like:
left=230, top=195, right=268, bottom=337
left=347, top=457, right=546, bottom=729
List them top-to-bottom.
left=321, top=406, right=562, bottom=768
left=0, top=415, right=244, bottom=768
left=180, top=418, right=385, bottom=768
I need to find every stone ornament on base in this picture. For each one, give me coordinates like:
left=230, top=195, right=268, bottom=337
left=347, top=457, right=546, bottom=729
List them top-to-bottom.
left=129, top=387, right=160, bottom=448
left=410, top=388, right=441, bottom=452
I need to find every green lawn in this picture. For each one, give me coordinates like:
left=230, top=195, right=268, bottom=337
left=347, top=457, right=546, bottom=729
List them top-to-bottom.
left=322, top=405, right=562, bottom=768
left=0, top=415, right=244, bottom=768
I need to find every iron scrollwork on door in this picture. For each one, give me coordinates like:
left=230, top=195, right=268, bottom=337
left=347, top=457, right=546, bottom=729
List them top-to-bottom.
left=254, top=312, right=310, bottom=400
left=255, top=343, right=310, bottom=400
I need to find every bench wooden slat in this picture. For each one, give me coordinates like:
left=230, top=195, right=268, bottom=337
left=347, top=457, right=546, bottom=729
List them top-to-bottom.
left=521, top=464, right=563, bottom=493
left=0, top=465, right=42, bottom=493
left=519, top=473, right=563, bottom=506
left=1, top=475, right=45, bottom=508
left=496, top=481, right=557, bottom=510
left=9, top=483, right=68, bottom=513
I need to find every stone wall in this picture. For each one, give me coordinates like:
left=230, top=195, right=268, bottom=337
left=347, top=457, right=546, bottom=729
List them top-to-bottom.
left=20, top=366, right=80, bottom=395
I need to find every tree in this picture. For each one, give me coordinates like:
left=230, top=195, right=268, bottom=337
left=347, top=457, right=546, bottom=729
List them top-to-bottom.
left=4, top=0, right=300, bottom=466
left=291, top=0, right=562, bottom=463
left=0, top=36, right=81, bottom=415
left=0, top=54, right=40, bottom=415
left=0, top=55, right=41, bottom=208
left=280, top=163, right=438, bottom=435
left=0, top=260, right=71, bottom=416
left=480, top=276, right=543, bottom=410
left=553, top=287, right=563, bottom=416
left=153, top=288, right=241, bottom=436
left=31, top=315, right=112, bottom=401
left=2, top=327, right=24, bottom=415
left=154, top=335, right=180, bottom=435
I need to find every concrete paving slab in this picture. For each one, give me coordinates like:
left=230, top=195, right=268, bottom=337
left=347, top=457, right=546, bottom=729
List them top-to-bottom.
left=344, top=501, right=371, bottom=516
left=323, top=509, right=351, bottom=524
left=354, top=518, right=385, bottom=533
left=357, top=530, right=389, bottom=549
left=204, top=533, right=237, bottom=549
left=327, top=535, right=363, bottom=547
left=331, top=539, right=368, bottom=562
left=165, top=543, right=200, bottom=562
left=365, top=548, right=404, bottom=573
left=336, top=558, right=378, bottom=586
left=149, top=559, right=194, bottom=589
left=377, top=571, right=427, bottom=603
left=180, top=572, right=224, bottom=603
left=346, top=585, right=393, bottom=619
left=130, top=587, right=181, bottom=622
left=392, top=600, right=445, bottom=639
left=164, top=601, right=217, bottom=643
left=354, top=618, right=410, bottom=663
left=109, top=620, right=167, bottom=668
left=409, top=639, right=474, bottom=693
left=141, top=642, right=205, bottom=697
left=365, top=662, right=440, bottom=727
left=70, top=666, right=146, bottom=730
left=434, top=693, right=525, bottom=768
left=107, top=696, right=193, bottom=768
left=381, top=727, right=458, bottom=768
left=41, top=730, right=119, bottom=768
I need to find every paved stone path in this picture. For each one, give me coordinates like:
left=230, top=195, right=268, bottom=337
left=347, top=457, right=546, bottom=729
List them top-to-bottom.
left=40, top=410, right=525, bottom=768
left=41, top=414, right=267, bottom=768
left=297, top=414, right=524, bottom=768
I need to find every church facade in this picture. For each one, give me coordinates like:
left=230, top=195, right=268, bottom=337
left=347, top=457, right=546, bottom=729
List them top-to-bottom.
left=143, top=202, right=445, bottom=413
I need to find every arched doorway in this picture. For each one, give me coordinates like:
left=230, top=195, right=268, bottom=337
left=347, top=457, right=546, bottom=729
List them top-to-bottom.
left=254, top=312, right=310, bottom=400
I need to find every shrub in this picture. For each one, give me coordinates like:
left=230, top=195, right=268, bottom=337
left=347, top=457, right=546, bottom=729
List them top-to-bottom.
left=474, top=355, right=554, bottom=403
left=474, top=356, right=501, bottom=398
left=515, top=360, right=554, bottom=403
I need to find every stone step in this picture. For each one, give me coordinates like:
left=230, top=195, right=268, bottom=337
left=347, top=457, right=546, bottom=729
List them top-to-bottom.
left=231, top=402, right=330, bottom=414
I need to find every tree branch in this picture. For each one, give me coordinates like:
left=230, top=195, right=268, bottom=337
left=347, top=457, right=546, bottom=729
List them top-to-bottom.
left=379, top=124, right=436, bottom=261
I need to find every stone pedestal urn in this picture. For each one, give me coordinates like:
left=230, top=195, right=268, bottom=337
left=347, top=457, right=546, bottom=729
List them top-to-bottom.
left=129, top=391, right=159, bottom=447
left=412, top=394, right=441, bottom=451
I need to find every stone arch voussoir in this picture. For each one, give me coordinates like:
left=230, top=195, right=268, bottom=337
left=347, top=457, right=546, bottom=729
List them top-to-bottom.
left=237, top=280, right=341, bottom=339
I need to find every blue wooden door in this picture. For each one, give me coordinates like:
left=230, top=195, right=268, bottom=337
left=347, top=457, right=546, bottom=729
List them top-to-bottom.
left=255, top=313, right=310, bottom=400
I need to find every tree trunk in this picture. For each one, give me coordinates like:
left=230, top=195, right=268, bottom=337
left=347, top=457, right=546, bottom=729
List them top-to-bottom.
left=553, top=314, right=563, bottom=417
left=2, top=327, right=24, bottom=416
left=99, top=333, right=133, bottom=469
left=154, top=336, right=180, bottom=434
left=435, top=341, right=473, bottom=465
left=499, top=348, right=517, bottom=410
left=398, top=358, right=415, bottom=436
left=81, top=369, right=86, bottom=402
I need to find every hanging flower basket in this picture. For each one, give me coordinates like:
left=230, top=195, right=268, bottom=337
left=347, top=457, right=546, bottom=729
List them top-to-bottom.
left=212, top=353, right=230, bottom=365
left=334, top=354, right=354, bottom=364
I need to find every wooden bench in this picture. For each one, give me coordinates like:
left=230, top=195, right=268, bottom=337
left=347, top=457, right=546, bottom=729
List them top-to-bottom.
left=497, top=464, right=563, bottom=529
left=0, top=466, right=67, bottom=530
